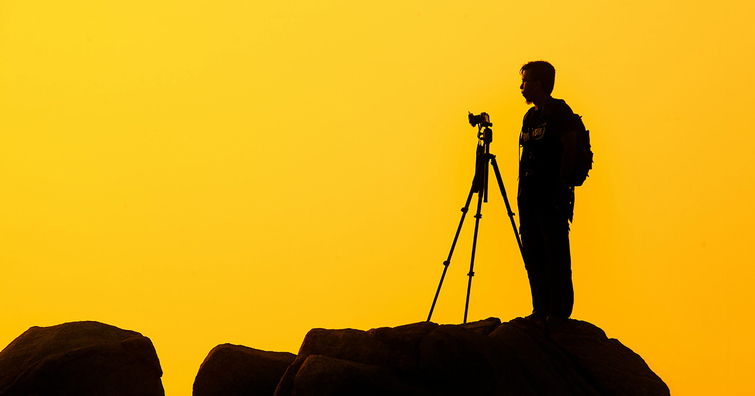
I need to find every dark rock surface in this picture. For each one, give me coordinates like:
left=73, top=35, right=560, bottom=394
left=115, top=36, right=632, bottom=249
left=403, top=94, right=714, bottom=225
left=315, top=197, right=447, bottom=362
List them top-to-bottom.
left=271, top=317, right=670, bottom=396
left=0, top=321, right=164, bottom=396
left=193, top=344, right=295, bottom=396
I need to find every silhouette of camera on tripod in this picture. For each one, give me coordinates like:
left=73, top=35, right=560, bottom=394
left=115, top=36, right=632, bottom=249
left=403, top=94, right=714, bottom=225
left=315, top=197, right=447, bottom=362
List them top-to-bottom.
left=427, top=112, right=523, bottom=324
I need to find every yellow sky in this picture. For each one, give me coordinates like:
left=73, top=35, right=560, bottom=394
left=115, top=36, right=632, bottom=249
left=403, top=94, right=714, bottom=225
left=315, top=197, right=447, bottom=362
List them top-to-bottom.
left=2, top=1, right=754, bottom=394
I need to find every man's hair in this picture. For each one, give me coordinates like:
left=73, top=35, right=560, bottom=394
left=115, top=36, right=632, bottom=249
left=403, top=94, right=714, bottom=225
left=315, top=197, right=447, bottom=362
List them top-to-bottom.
left=520, top=61, right=556, bottom=95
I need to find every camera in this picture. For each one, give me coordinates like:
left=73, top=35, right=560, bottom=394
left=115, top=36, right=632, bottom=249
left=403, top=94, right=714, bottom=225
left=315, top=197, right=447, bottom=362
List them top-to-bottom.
left=468, top=112, right=492, bottom=128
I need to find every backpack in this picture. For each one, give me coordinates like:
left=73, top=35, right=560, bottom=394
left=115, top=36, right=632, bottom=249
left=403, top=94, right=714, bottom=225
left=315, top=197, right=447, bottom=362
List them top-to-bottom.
left=568, top=113, right=593, bottom=187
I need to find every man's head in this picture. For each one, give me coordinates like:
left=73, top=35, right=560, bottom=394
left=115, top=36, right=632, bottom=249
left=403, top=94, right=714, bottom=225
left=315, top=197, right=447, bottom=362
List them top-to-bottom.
left=520, top=61, right=555, bottom=105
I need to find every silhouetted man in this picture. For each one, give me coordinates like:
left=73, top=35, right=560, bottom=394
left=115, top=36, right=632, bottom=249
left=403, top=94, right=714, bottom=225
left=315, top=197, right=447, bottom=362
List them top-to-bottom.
left=518, top=61, right=577, bottom=323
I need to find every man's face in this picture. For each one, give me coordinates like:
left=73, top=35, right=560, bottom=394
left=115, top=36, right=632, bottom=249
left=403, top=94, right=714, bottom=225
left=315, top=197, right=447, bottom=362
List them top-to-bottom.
left=520, top=70, right=539, bottom=105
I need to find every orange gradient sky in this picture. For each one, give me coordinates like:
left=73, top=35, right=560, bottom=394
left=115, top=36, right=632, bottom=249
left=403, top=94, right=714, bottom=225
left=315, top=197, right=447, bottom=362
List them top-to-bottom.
left=2, top=1, right=754, bottom=395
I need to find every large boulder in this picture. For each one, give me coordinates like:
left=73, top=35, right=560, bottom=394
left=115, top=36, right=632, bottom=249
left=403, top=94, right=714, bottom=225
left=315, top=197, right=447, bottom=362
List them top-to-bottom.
left=272, top=317, right=669, bottom=396
left=0, top=321, right=164, bottom=396
left=193, top=344, right=295, bottom=396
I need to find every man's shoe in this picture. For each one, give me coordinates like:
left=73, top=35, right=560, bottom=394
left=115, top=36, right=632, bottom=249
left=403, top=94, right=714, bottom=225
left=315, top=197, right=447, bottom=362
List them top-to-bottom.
left=524, top=311, right=547, bottom=328
left=525, top=311, right=545, bottom=320
left=545, top=315, right=570, bottom=330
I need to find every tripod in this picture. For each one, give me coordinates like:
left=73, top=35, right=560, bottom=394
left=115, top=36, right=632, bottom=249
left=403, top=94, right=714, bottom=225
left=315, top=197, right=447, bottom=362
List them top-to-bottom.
left=427, top=123, right=523, bottom=324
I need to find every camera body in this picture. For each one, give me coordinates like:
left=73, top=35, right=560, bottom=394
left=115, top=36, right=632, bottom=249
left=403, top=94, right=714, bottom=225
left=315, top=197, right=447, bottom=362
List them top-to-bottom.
left=468, top=112, right=492, bottom=128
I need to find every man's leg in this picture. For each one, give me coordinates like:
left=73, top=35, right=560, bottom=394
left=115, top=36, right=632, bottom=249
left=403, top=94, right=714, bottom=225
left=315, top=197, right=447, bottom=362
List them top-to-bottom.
left=519, top=205, right=550, bottom=316
left=543, top=210, right=574, bottom=319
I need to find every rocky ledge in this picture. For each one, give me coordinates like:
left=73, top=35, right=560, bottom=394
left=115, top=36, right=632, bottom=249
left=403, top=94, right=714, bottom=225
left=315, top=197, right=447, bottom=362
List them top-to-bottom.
left=197, top=317, right=670, bottom=396
left=0, top=318, right=670, bottom=395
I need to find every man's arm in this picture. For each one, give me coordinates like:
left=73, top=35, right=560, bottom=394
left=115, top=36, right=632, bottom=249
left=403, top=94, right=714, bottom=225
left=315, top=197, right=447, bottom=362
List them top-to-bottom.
left=559, top=129, right=577, bottom=185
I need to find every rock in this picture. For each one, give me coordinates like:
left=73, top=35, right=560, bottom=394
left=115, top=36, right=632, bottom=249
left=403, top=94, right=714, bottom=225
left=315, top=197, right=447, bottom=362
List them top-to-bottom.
left=273, top=317, right=669, bottom=396
left=508, top=318, right=666, bottom=395
left=0, top=321, right=164, bottom=396
left=274, top=321, right=441, bottom=396
left=193, top=344, right=295, bottom=396
left=292, top=355, right=429, bottom=396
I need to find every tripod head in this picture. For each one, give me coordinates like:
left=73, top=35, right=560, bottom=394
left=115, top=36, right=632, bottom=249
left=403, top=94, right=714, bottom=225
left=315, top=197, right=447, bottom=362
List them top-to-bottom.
left=469, top=111, right=493, bottom=148
left=470, top=117, right=495, bottom=202
left=477, top=125, right=493, bottom=147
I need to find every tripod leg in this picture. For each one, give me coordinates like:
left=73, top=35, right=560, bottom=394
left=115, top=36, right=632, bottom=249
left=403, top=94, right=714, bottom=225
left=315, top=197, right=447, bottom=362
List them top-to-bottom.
left=491, top=157, right=524, bottom=257
left=464, top=179, right=486, bottom=324
left=427, top=184, right=477, bottom=322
